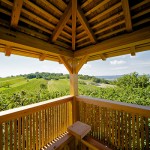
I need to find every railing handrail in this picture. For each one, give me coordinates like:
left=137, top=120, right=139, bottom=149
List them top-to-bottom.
left=0, top=95, right=73, bottom=123
left=76, top=96, right=150, bottom=117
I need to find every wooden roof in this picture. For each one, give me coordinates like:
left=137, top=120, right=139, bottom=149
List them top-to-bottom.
left=0, top=0, right=150, bottom=63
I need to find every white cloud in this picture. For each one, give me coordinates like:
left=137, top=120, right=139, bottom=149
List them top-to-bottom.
left=110, top=60, right=126, bottom=65
left=83, top=64, right=92, bottom=69
left=111, top=66, right=128, bottom=70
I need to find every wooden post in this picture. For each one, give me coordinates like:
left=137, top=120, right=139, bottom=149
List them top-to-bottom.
left=70, top=59, right=78, bottom=123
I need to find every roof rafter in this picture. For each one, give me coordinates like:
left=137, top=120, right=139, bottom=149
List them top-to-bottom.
left=11, top=0, right=23, bottom=28
left=72, top=0, right=77, bottom=50
left=121, top=0, right=132, bottom=32
left=51, top=2, right=72, bottom=42
left=77, top=5, right=97, bottom=43
left=74, top=27, right=150, bottom=58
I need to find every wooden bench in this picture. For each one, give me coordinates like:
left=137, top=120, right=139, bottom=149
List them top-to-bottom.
left=67, top=121, right=112, bottom=150
left=44, top=133, right=74, bottom=150
left=82, top=136, right=112, bottom=150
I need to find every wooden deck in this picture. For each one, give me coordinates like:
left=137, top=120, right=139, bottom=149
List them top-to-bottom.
left=0, top=95, right=150, bottom=150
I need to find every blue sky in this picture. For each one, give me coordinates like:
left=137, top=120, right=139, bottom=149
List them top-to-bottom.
left=0, top=50, right=150, bottom=77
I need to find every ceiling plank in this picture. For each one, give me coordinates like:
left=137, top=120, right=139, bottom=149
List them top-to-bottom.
left=11, top=0, right=23, bottom=28
left=72, top=0, right=77, bottom=50
left=121, top=0, right=132, bottom=32
left=51, top=2, right=72, bottom=42
left=77, top=5, right=96, bottom=43
left=0, top=27, right=73, bottom=58
left=74, top=27, right=150, bottom=58
left=59, top=56, right=73, bottom=74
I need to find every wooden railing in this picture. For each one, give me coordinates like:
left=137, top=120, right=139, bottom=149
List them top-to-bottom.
left=0, top=95, right=73, bottom=150
left=76, top=96, right=150, bottom=150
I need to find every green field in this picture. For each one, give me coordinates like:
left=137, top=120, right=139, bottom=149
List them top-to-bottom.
left=0, top=73, right=150, bottom=111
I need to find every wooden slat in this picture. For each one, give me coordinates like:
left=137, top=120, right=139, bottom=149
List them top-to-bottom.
left=11, top=0, right=23, bottom=28
left=24, top=0, right=58, bottom=23
left=72, top=0, right=77, bottom=50
left=81, top=0, right=93, bottom=8
left=85, top=0, right=110, bottom=16
left=122, top=0, right=132, bottom=32
left=131, top=1, right=149, bottom=10
left=51, top=2, right=72, bottom=42
left=89, top=2, right=122, bottom=23
left=77, top=6, right=96, bottom=43
left=132, top=9, right=150, bottom=19
left=92, top=12, right=124, bottom=30
left=133, top=18, right=150, bottom=27
left=95, top=20, right=125, bottom=35
left=97, top=27, right=126, bottom=40
left=30, top=115, right=32, bottom=150
left=26, top=116, right=29, bottom=150
left=140, top=116, right=144, bottom=149
left=22, top=117, right=25, bottom=150
left=145, top=117, right=149, bottom=149
left=18, top=118, right=21, bottom=150
left=14, top=120, right=17, bottom=150
left=5, top=122, right=8, bottom=150
left=0, top=124, right=2, bottom=150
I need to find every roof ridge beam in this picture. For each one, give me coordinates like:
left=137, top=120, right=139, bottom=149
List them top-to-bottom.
left=72, top=0, right=77, bottom=50
left=51, top=2, right=72, bottom=42
left=77, top=5, right=97, bottom=43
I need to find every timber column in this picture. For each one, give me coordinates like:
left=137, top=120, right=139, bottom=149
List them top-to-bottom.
left=70, top=59, right=78, bottom=122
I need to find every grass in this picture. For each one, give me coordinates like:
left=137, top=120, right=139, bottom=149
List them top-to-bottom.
left=1, top=78, right=48, bottom=95
left=48, top=79, right=69, bottom=92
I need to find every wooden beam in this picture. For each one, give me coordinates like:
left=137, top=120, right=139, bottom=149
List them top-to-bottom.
left=11, top=0, right=23, bottom=28
left=72, top=0, right=77, bottom=50
left=121, top=0, right=132, bottom=32
left=51, top=2, right=72, bottom=42
left=77, top=6, right=96, bottom=43
left=0, top=27, right=73, bottom=58
left=74, top=27, right=150, bottom=58
left=5, top=46, right=12, bottom=56
left=130, top=46, right=136, bottom=56
left=39, top=54, right=46, bottom=61
left=76, top=55, right=89, bottom=73
left=59, top=56, right=73, bottom=74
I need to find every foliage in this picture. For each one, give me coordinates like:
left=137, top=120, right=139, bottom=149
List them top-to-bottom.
left=0, top=72, right=149, bottom=111
left=113, top=72, right=150, bottom=88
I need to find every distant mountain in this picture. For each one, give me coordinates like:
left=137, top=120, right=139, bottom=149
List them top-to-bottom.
left=96, top=74, right=150, bottom=80
left=95, top=75, right=122, bottom=80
